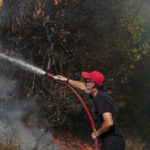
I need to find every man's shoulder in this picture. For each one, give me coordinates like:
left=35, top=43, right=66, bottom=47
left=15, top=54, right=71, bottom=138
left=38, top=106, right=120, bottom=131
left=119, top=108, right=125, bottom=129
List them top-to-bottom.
left=94, top=90, right=113, bottom=103
left=94, top=90, right=108, bottom=101
left=97, top=90, right=110, bottom=98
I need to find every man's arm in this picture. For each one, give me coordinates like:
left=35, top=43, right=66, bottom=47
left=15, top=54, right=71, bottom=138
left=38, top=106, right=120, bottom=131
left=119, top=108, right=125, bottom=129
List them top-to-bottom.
left=57, top=75, right=85, bottom=90
left=91, top=112, right=113, bottom=139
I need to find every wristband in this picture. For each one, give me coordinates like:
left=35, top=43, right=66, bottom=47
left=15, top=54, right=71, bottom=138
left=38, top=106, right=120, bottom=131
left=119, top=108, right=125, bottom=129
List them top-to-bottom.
left=66, top=78, right=70, bottom=84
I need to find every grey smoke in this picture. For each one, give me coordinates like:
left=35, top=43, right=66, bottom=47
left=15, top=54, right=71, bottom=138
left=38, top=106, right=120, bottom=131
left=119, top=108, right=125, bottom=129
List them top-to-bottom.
left=0, top=77, right=60, bottom=150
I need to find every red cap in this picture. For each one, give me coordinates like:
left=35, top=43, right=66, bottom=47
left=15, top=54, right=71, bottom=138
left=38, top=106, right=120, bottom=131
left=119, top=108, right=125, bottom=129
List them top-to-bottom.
left=81, top=71, right=104, bottom=85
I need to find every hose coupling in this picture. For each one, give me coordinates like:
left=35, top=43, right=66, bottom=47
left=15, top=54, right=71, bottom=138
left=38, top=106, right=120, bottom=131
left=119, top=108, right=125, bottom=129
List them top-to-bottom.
left=53, top=76, right=58, bottom=80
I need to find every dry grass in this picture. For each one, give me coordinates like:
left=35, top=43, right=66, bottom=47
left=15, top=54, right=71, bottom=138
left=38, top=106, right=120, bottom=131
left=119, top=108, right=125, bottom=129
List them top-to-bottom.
left=125, top=135, right=147, bottom=150
left=0, top=136, right=23, bottom=150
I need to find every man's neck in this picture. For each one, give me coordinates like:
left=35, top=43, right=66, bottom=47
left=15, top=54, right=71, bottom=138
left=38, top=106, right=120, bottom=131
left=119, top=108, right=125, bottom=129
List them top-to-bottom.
left=92, top=89, right=98, bottom=98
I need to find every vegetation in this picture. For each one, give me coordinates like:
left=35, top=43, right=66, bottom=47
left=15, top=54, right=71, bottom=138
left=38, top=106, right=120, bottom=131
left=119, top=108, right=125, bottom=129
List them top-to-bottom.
left=0, top=0, right=150, bottom=149
left=125, top=134, right=148, bottom=150
left=0, top=136, right=22, bottom=150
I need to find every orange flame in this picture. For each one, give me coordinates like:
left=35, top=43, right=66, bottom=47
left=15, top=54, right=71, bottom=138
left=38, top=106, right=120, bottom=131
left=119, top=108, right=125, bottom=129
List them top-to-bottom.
left=0, top=0, right=2, bottom=6
left=55, top=0, right=62, bottom=5
left=55, top=0, right=58, bottom=5
left=45, top=15, right=49, bottom=22
left=16, top=17, right=21, bottom=26
left=26, top=120, right=31, bottom=133
left=49, top=132, right=94, bottom=150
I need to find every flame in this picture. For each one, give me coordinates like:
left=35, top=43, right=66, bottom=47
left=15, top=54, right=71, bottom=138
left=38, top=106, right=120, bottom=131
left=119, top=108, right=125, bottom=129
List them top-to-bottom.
left=0, top=0, right=2, bottom=6
left=32, top=0, right=46, bottom=18
left=55, top=0, right=58, bottom=5
left=55, top=0, right=62, bottom=5
left=36, top=1, right=42, bottom=14
left=45, top=15, right=49, bottom=22
left=16, top=17, right=21, bottom=26
left=26, top=119, right=31, bottom=133
left=49, top=132, right=94, bottom=150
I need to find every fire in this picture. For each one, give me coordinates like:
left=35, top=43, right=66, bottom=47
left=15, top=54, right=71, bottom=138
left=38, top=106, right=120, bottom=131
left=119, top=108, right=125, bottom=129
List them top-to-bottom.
left=0, top=0, right=2, bottom=6
left=55, top=0, right=62, bottom=5
left=55, top=0, right=58, bottom=5
left=45, top=15, right=49, bottom=22
left=26, top=119, right=31, bottom=133
left=49, top=132, right=94, bottom=150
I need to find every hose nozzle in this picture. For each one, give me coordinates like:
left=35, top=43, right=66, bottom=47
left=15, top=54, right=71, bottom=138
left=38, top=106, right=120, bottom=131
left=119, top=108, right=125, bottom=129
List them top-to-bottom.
left=45, top=72, right=57, bottom=80
left=45, top=72, right=53, bottom=78
left=53, top=76, right=58, bottom=80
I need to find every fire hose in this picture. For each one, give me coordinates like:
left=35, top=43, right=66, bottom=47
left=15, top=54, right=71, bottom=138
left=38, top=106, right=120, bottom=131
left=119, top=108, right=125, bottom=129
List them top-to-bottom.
left=46, top=73, right=98, bottom=150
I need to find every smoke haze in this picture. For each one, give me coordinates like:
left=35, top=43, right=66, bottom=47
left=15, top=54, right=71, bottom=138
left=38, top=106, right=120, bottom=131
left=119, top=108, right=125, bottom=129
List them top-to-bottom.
left=0, top=76, right=59, bottom=150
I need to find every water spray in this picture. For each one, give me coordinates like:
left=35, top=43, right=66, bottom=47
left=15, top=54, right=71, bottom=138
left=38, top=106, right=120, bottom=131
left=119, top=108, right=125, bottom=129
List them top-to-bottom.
left=0, top=53, right=98, bottom=150
left=0, top=53, right=46, bottom=75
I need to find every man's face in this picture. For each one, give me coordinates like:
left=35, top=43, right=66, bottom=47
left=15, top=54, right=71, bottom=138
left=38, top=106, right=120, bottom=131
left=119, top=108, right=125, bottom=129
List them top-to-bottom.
left=84, top=78, right=95, bottom=89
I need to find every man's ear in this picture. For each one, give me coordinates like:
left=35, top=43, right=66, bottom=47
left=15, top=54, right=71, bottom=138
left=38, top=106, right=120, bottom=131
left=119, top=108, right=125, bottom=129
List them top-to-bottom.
left=92, top=83, right=96, bottom=88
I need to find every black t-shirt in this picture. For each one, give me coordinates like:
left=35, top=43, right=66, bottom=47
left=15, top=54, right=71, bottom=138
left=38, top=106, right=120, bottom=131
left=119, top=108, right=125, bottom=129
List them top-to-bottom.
left=92, top=90, right=122, bottom=138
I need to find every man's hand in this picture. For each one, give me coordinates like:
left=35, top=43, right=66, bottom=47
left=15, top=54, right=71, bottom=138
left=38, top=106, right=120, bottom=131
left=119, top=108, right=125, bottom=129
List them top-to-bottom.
left=56, top=75, right=84, bottom=90
left=57, top=75, right=68, bottom=82
left=92, top=112, right=113, bottom=140
left=91, top=129, right=99, bottom=139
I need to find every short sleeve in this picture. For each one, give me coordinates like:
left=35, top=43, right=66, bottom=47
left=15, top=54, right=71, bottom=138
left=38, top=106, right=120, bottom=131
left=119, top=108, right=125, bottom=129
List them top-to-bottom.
left=97, top=97, right=111, bottom=115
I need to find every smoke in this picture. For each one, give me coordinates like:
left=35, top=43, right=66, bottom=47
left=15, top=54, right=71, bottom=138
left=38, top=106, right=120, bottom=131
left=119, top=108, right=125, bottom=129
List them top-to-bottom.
left=0, top=76, right=59, bottom=150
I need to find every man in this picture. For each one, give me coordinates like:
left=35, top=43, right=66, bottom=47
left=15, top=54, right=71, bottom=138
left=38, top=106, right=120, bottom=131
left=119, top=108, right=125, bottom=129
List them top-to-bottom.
left=57, top=71, right=125, bottom=150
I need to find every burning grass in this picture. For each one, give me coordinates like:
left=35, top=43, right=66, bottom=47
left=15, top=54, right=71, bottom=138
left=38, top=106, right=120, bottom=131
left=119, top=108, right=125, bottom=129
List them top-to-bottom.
left=49, top=131, right=95, bottom=150
left=0, top=135, right=23, bottom=150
